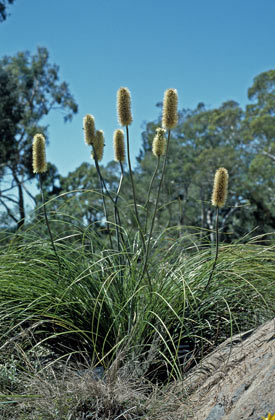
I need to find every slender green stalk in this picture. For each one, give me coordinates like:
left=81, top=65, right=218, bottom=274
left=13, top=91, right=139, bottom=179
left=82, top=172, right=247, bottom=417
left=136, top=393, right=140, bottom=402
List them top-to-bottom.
left=125, top=126, right=152, bottom=290
left=125, top=126, right=144, bottom=242
left=141, top=129, right=171, bottom=279
left=92, top=144, right=123, bottom=216
left=92, top=145, right=113, bottom=249
left=93, top=145, right=129, bottom=267
left=144, top=157, right=161, bottom=234
left=113, top=162, right=128, bottom=279
left=114, top=162, right=124, bottom=251
left=114, top=162, right=131, bottom=266
left=39, top=174, right=61, bottom=273
left=204, top=207, right=220, bottom=291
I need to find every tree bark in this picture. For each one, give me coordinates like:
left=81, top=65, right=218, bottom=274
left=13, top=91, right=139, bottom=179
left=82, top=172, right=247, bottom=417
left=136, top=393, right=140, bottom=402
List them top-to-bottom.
left=13, top=171, right=25, bottom=230
left=199, top=189, right=206, bottom=245
left=207, top=209, right=215, bottom=244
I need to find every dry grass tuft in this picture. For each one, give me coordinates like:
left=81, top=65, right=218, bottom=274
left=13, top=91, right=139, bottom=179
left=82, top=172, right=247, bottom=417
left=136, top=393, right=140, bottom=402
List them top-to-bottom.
left=0, top=346, right=190, bottom=420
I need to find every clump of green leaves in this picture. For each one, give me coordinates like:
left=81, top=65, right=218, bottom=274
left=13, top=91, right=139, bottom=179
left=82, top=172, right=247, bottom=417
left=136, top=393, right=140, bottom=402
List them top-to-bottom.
left=1, top=83, right=274, bottom=389
left=0, top=355, right=21, bottom=392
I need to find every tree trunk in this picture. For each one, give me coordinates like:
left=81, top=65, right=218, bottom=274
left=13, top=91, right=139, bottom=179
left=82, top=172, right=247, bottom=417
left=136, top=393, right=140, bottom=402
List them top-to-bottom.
left=13, top=171, right=25, bottom=230
left=199, top=189, right=206, bottom=245
left=207, top=209, right=215, bottom=244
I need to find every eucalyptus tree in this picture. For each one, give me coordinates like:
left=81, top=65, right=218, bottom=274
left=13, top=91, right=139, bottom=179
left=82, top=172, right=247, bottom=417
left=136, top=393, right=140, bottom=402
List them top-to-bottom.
left=0, top=0, right=15, bottom=22
left=0, top=47, right=77, bottom=228
left=136, top=70, right=275, bottom=243
left=244, top=70, right=275, bottom=236
left=136, top=100, right=246, bottom=243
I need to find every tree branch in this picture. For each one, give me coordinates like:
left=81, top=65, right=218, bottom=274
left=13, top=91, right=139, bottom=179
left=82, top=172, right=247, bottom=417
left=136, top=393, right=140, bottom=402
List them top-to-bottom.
left=262, top=151, right=275, bottom=162
left=21, top=183, right=37, bottom=205
left=0, top=194, right=19, bottom=205
left=0, top=199, right=18, bottom=223
left=220, top=204, right=239, bottom=233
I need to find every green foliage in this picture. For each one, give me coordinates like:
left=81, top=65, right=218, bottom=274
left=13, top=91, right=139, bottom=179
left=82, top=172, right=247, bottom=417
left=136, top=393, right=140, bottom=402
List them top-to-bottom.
left=0, top=0, right=15, bottom=22
left=0, top=47, right=78, bottom=228
left=0, top=68, right=23, bottom=168
left=0, top=70, right=274, bottom=414
left=134, top=72, right=275, bottom=242
left=136, top=101, right=247, bottom=242
left=0, top=220, right=274, bottom=384
left=0, top=355, right=21, bottom=392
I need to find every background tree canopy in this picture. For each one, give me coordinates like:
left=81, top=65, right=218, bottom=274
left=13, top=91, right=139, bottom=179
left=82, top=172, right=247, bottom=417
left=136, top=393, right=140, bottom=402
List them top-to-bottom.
left=0, top=0, right=15, bottom=22
left=0, top=47, right=78, bottom=228
left=0, top=68, right=274, bottom=243
left=129, top=70, right=274, bottom=245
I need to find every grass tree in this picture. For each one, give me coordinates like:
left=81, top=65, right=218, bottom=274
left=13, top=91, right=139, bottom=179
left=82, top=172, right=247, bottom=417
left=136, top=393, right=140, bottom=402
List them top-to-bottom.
left=0, top=85, right=272, bottom=404
left=32, top=133, right=61, bottom=272
left=204, top=167, right=229, bottom=291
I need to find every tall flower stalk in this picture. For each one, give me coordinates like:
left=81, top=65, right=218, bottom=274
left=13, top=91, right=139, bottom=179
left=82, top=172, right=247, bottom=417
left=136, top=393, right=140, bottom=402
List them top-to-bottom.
left=117, top=87, right=147, bottom=267
left=141, top=89, right=178, bottom=279
left=84, top=115, right=113, bottom=248
left=144, top=127, right=167, bottom=231
left=112, top=128, right=132, bottom=278
left=113, top=129, right=126, bottom=253
left=32, top=134, right=61, bottom=272
left=92, top=145, right=114, bottom=249
left=204, top=167, right=229, bottom=291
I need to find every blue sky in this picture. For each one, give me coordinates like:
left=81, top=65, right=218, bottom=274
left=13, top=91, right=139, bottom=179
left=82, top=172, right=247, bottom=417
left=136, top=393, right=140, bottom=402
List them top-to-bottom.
left=1, top=0, right=275, bottom=177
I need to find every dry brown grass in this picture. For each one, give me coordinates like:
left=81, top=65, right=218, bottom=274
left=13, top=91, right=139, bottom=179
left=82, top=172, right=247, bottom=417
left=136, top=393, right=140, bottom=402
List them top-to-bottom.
left=0, top=344, right=190, bottom=420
